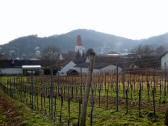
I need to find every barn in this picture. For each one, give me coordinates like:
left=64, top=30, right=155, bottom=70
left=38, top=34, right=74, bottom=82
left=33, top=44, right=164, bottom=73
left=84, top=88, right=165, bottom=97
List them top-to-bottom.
left=0, top=59, right=43, bottom=75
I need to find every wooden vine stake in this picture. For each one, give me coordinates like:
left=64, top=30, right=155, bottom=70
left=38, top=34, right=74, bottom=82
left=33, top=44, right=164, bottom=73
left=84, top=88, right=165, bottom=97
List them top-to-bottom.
left=81, top=49, right=95, bottom=126
left=116, top=64, right=119, bottom=112
left=139, top=81, right=142, bottom=117
left=125, top=89, right=128, bottom=114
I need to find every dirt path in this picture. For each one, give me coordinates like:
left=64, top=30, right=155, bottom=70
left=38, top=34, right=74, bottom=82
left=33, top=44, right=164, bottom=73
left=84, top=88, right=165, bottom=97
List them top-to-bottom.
left=0, top=95, right=23, bottom=126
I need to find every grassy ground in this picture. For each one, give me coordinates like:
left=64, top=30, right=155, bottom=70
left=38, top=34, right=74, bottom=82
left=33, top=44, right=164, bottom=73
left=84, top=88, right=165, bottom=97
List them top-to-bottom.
left=0, top=76, right=167, bottom=126
left=1, top=87, right=166, bottom=126
left=0, top=90, right=54, bottom=126
left=51, top=97, right=166, bottom=126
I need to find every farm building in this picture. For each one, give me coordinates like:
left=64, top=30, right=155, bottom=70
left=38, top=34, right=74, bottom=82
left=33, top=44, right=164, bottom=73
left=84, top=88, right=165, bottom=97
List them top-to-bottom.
left=161, top=51, right=168, bottom=69
left=58, top=57, right=123, bottom=76
left=0, top=59, right=43, bottom=75
left=58, top=61, right=122, bottom=75
left=75, top=63, right=122, bottom=74
left=22, top=65, right=42, bottom=75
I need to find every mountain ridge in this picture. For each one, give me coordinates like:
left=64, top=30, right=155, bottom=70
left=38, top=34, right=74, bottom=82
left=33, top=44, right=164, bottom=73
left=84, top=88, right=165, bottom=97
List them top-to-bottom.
left=0, top=29, right=168, bottom=59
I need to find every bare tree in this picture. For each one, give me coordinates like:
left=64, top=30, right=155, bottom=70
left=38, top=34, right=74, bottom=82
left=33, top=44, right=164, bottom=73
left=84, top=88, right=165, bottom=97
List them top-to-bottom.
left=131, top=44, right=167, bottom=56
left=131, top=45, right=155, bottom=56
left=41, top=46, right=60, bottom=119
left=41, top=46, right=60, bottom=67
left=155, top=46, right=167, bottom=55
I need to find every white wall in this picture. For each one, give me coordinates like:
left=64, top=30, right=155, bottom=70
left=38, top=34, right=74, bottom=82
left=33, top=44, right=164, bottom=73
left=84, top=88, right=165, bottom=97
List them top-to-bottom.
left=161, top=53, right=168, bottom=69
left=75, top=65, right=122, bottom=74
left=100, top=65, right=122, bottom=73
left=75, top=67, right=100, bottom=74
left=75, top=67, right=87, bottom=73
left=0, top=68, right=23, bottom=75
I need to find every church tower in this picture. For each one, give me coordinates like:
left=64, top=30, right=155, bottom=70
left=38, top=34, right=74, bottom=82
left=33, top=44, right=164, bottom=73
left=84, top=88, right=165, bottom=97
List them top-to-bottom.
left=75, top=35, right=85, bottom=56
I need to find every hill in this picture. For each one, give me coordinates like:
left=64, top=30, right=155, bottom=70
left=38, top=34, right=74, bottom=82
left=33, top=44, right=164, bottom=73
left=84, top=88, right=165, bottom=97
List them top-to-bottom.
left=0, top=29, right=168, bottom=59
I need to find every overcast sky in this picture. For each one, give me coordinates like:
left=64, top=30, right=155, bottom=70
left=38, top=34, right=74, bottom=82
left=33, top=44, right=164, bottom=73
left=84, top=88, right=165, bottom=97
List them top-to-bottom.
left=0, top=0, right=168, bottom=44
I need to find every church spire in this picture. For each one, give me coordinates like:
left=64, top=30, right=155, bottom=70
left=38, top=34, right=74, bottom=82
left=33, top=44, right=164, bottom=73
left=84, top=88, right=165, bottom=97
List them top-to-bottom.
left=75, top=35, right=85, bottom=56
left=76, top=35, right=83, bottom=46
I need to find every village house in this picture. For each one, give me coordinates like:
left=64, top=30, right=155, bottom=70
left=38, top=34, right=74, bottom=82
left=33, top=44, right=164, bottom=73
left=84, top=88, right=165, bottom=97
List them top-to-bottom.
left=161, top=51, right=168, bottom=69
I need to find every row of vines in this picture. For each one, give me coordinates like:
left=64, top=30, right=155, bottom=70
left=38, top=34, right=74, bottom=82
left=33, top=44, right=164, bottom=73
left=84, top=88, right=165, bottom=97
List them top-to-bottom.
left=0, top=69, right=168, bottom=125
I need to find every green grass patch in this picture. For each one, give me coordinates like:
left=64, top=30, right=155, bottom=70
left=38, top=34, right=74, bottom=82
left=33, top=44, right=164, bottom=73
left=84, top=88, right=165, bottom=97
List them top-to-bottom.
left=0, top=90, right=54, bottom=126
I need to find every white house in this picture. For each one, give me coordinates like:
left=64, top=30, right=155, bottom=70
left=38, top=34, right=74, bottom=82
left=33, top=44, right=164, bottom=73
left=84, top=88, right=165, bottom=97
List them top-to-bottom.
left=161, top=52, right=168, bottom=69
left=58, top=61, right=77, bottom=76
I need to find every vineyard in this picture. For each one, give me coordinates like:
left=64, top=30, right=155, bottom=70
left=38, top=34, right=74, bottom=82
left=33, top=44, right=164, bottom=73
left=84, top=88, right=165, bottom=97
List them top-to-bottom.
left=0, top=69, right=168, bottom=126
